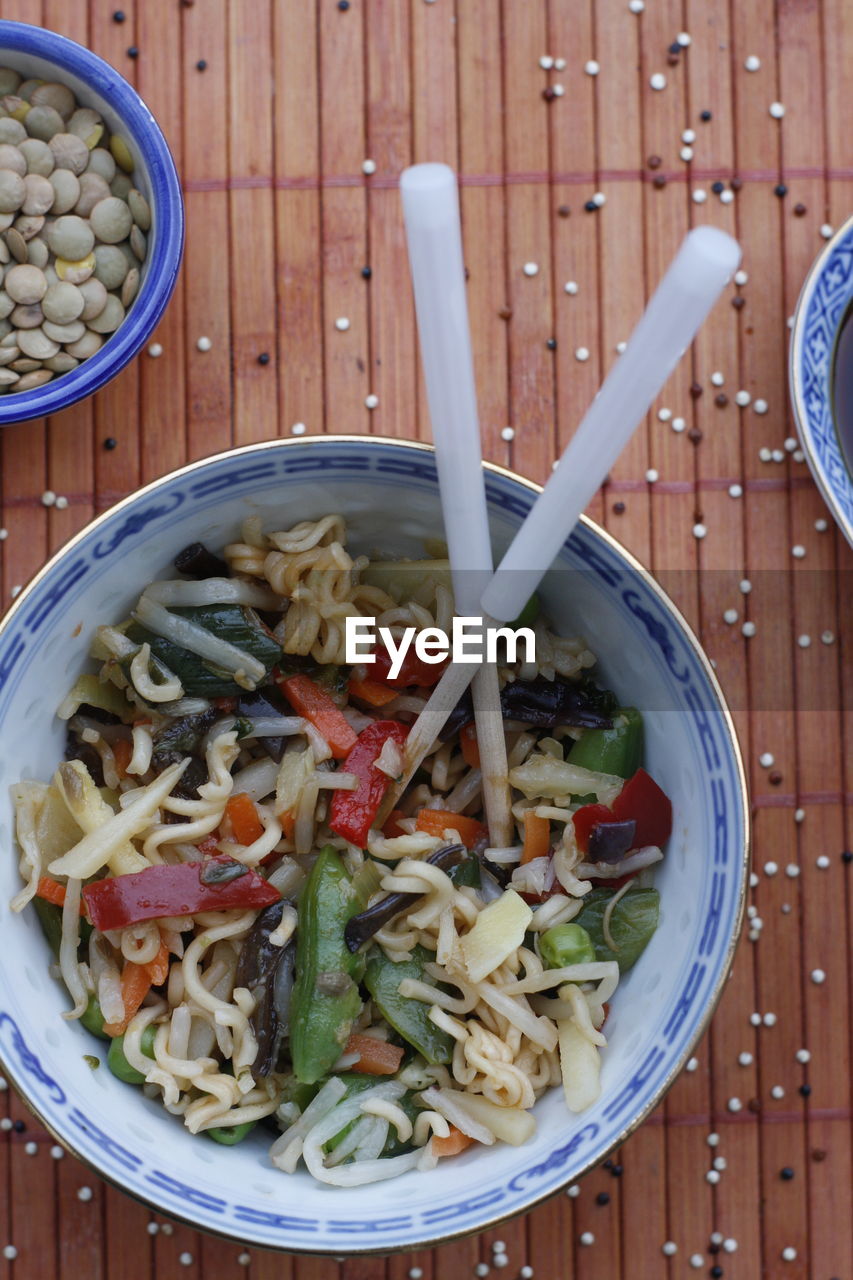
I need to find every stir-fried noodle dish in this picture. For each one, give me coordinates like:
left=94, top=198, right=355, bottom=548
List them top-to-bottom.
left=12, top=515, right=671, bottom=1186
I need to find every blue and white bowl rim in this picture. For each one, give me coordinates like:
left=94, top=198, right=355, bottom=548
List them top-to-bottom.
left=789, top=213, right=853, bottom=547
left=0, top=437, right=750, bottom=1253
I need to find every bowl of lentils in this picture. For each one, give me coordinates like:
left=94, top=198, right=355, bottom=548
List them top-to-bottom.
left=0, top=20, right=183, bottom=425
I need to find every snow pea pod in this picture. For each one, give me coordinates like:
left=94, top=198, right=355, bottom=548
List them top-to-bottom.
left=567, top=706, right=644, bottom=780
left=290, top=846, right=366, bottom=1085
left=364, top=944, right=454, bottom=1065
left=107, top=1023, right=157, bottom=1084
left=206, top=1120, right=256, bottom=1146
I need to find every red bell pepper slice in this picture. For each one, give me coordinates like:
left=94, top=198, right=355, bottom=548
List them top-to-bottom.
left=368, top=643, right=447, bottom=689
left=328, top=720, right=408, bottom=847
left=611, top=768, right=672, bottom=848
left=571, top=803, right=615, bottom=854
left=82, top=856, right=280, bottom=932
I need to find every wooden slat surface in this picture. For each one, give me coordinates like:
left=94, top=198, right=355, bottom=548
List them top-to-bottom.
left=0, top=1, right=851, bottom=1277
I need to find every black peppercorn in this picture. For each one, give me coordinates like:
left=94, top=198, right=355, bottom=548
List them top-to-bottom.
left=113, top=9, right=126, bottom=21
left=127, top=45, right=138, bottom=59
left=196, top=59, right=207, bottom=71
left=700, top=109, right=712, bottom=121
left=653, top=175, right=667, bottom=189
left=711, top=181, right=725, bottom=194
left=775, top=183, right=788, bottom=197
left=585, top=199, right=597, bottom=212
left=794, top=203, right=807, bottom=216
left=557, top=204, right=571, bottom=217
left=361, top=265, right=372, bottom=279
left=546, top=338, right=557, bottom=350
left=257, top=352, right=270, bottom=365
left=104, top=437, right=117, bottom=450
left=613, top=501, right=626, bottom=514
left=799, top=1083, right=812, bottom=1097
left=780, top=1167, right=795, bottom=1180
left=596, top=1191, right=610, bottom=1205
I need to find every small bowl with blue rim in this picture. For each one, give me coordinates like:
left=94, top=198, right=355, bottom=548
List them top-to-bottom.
left=0, top=20, right=183, bottom=426
left=789, top=213, right=853, bottom=547
left=0, top=437, right=749, bottom=1253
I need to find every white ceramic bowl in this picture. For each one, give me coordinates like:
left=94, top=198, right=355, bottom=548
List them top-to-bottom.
left=0, top=437, right=749, bottom=1253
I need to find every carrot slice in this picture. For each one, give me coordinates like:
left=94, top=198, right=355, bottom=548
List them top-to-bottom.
left=278, top=673, right=358, bottom=759
left=348, top=675, right=398, bottom=707
left=459, top=723, right=480, bottom=768
left=112, top=738, right=133, bottom=778
left=225, top=793, right=265, bottom=846
left=415, top=809, right=487, bottom=849
left=521, top=811, right=551, bottom=864
left=280, top=812, right=296, bottom=841
left=36, top=876, right=68, bottom=908
left=144, top=939, right=170, bottom=987
left=103, top=961, right=152, bottom=1037
left=345, top=1033, right=405, bottom=1076
left=432, top=1125, right=476, bottom=1158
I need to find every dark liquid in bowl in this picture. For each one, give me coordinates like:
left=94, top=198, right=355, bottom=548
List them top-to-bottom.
left=832, top=302, right=853, bottom=475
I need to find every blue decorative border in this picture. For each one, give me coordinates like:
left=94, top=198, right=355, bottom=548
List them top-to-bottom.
left=0, top=20, right=184, bottom=426
left=790, top=216, right=853, bottom=545
left=0, top=439, right=747, bottom=1253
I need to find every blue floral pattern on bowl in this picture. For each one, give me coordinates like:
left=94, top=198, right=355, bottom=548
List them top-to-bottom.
left=790, top=215, right=853, bottom=545
left=0, top=439, right=749, bottom=1254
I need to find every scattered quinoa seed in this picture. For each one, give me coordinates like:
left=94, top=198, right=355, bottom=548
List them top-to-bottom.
left=745, top=55, right=761, bottom=71
left=584, top=61, right=600, bottom=76
left=650, top=72, right=667, bottom=90
left=769, top=102, right=785, bottom=118
left=523, top=262, right=539, bottom=277
left=196, top=335, right=212, bottom=352
left=148, top=342, right=163, bottom=358
left=575, top=347, right=590, bottom=362
left=365, top=393, right=379, bottom=409
left=501, top=426, right=515, bottom=441
left=692, top=522, right=707, bottom=539
left=810, top=968, right=826, bottom=984
left=763, top=1011, right=777, bottom=1025
left=77, top=1186, right=93, bottom=1201
left=579, top=1232, right=595, bottom=1246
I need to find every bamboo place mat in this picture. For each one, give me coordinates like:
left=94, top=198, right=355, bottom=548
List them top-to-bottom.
left=0, top=1, right=851, bottom=1278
